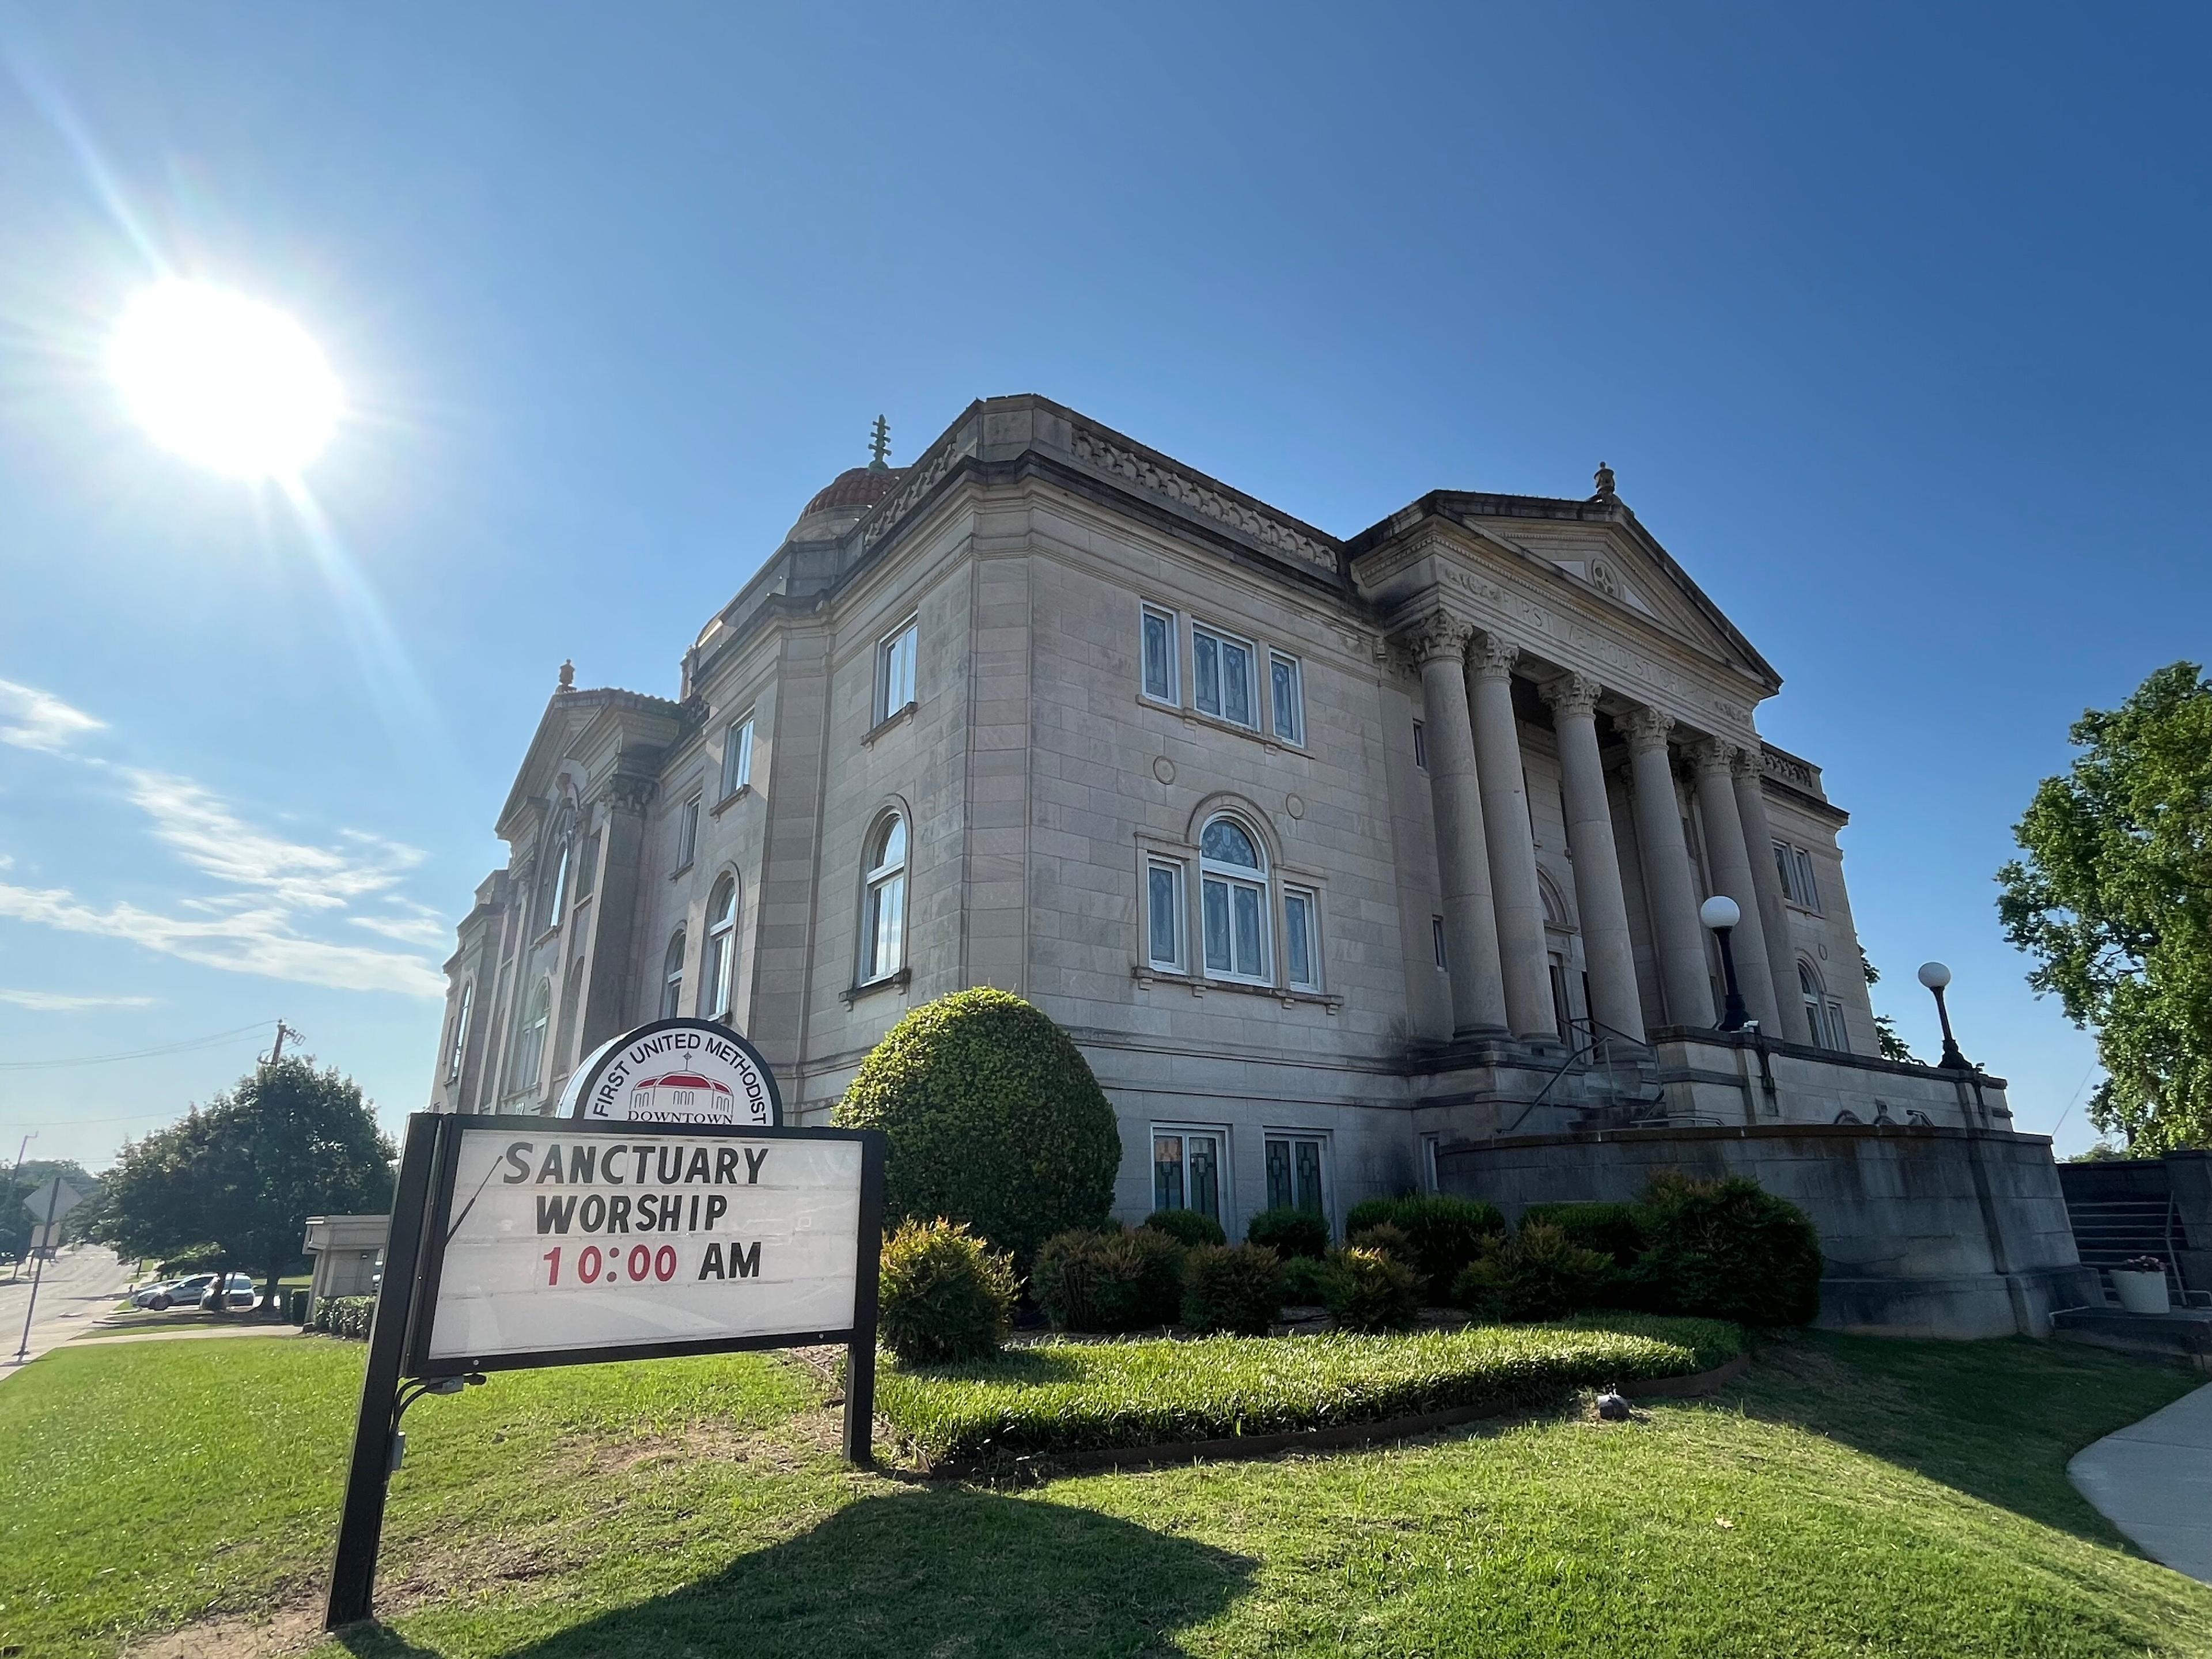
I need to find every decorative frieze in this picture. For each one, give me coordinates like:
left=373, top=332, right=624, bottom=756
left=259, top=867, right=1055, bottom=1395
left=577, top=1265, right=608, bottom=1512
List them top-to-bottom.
left=1069, top=423, right=1339, bottom=578
left=857, top=424, right=976, bottom=552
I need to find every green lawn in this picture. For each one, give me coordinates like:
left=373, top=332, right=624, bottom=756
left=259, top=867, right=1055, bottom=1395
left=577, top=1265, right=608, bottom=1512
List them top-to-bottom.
left=881, top=1312, right=1740, bottom=1466
left=1, top=1328, right=2208, bottom=1658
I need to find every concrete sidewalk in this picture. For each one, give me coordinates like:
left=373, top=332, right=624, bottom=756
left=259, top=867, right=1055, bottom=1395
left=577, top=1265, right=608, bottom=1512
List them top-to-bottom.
left=2069, top=1380, right=2212, bottom=1581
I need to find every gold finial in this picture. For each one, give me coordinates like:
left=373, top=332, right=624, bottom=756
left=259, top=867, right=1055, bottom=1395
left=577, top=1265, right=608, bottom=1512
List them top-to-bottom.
left=868, top=414, right=891, bottom=471
left=1592, top=462, right=1617, bottom=502
left=556, top=659, right=575, bottom=692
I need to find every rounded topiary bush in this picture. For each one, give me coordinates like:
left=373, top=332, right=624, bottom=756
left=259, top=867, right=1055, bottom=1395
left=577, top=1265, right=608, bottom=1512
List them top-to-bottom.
left=835, top=988, right=1121, bottom=1267
left=1631, top=1173, right=1823, bottom=1326
left=1343, top=1195, right=1503, bottom=1302
left=1520, top=1202, right=1651, bottom=1269
left=1246, top=1206, right=1330, bottom=1260
left=1142, top=1207, right=1227, bottom=1249
left=877, top=1218, right=1017, bottom=1365
left=1344, top=1219, right=1414, bottom=1263
left=1450, top=1222, right=1613, bottom=1323
left=1031, top=1226, right=1183, bottom=1332
left=1181, top=1244, right=1285, bottom=1335
left=1324, top=1245, right=1421, bottom=1332
left=1279, top=1253, right=1341, bottom=1308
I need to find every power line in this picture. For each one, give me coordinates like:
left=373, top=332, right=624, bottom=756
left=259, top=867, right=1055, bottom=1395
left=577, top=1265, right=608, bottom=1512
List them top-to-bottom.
left=0, top=1022, right=270, bottom=1073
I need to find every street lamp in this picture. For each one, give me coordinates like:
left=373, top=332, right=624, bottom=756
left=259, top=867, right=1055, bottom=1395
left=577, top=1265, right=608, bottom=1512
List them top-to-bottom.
left=1700, top=895, right=1751, bottom=1032
left=1917, top=961, right=1972, bottom=1071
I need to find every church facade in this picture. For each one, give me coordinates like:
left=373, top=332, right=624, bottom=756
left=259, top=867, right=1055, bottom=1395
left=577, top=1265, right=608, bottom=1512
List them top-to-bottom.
left=428, top=393, right=2031, bottom=1259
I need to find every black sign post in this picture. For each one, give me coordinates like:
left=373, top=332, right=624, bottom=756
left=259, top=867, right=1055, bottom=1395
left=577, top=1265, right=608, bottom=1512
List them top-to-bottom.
left=324, top=1109, right=885, bottom=1633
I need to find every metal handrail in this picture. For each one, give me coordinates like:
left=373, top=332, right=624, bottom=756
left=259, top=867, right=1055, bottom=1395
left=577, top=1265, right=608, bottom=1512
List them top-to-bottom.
left=1502, top=1017, right=1661, bottom=1137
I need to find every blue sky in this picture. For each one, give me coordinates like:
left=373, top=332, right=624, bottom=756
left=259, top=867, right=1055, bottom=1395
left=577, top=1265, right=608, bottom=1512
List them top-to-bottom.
left=0, top=4, right=2203, bottom=1167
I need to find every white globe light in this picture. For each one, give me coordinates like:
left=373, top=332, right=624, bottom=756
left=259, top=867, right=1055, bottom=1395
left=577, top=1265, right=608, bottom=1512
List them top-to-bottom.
left=108, top=281, right=342, bottom=479
left=1699, top=895, right=1741, bottom=930
left=1917, top=961, right=1952, bottom=990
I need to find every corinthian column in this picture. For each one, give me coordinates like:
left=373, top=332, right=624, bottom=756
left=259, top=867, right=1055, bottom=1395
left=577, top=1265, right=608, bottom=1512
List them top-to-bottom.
left=1402, top=611, right=1508, bottom=1036
left=1467, top=636, right=1555, bottom=1041
left=1542, top=673, right=1644, bottom=1042
left=1624, top=707, right=1714, bottom=1027
left=1691, top=738, right=1783, bottom=1035
left=1731, top=747, right=1811, bottom=1044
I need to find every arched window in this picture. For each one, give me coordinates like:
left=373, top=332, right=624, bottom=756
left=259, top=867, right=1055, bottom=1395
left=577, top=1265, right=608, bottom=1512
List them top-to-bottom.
left=540, top=800, right=577, bottom=930
left=862, top=813, right=908, bottom=980
left=1199, top=815, right=1269, bottom=983
left=700, top=874, right=738, bottom=1021
left=661, top=929, right=687, bottom=1019
left=1800, top=961, right=1848, bottom=1052
left=510, top=978, right=551, bottom=1101
left=445, top=981, right=474, bottom=1084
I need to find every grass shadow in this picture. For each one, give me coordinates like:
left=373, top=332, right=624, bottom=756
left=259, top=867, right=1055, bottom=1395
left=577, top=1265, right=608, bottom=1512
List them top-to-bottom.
left=1716, top=1327, right=2203, bottom=1545
left=346, top=1486, right=1253, bottom=1659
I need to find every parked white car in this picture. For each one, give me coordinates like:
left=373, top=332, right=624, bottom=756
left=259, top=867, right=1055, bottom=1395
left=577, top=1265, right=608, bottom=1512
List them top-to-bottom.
left=133, top=1272, right=257, bottom=1310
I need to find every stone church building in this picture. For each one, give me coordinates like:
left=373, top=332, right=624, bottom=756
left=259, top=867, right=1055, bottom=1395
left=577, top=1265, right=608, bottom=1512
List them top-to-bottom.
left=427, top=395, right=2091, bottom=1337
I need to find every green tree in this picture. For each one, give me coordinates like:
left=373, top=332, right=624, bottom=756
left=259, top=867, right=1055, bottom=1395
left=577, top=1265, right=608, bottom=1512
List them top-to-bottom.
left=1997, top=661, right=2212, bottom=1152
left=1862, top=955, right=1920, bottom=1065
left=93, top=1056, right=396, bottom=1310
left=1, top=1160, right=103, bottom=1263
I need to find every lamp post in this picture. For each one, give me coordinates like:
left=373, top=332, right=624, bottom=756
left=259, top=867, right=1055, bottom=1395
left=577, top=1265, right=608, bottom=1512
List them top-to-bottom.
left=1700, top=895, right=1751, bottom=1032
left=1917, top=961, right=1972, bottom=1070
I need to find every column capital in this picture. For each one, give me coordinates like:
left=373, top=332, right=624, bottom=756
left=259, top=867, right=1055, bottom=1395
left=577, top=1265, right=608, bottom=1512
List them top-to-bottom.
left=1395, top=607, right=1472, bottom=668
left=1468, top=634, right=1519, bottom=681
left=1540, top=672, right=1603, bottom=721
left=1622, top=705, right=1675, bottom=755
left=1690, top=736, right=1744, bottom=778
left=1730, top=745, right=1764, bottom=783
left=601, top=771, right=658, bottom=815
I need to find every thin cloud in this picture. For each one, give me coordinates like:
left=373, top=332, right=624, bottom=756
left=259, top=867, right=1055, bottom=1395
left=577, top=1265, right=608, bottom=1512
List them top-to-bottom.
left=0, top=679, right=104, bottom=753
left=122, top=768, right=425, bottom=912
left=350, top=913, right=453, bottom=948
left=0, top=988, right=158, bottom=1012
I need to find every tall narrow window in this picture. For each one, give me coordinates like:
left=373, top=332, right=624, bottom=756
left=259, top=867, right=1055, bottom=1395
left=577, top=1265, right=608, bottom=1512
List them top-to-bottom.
left=1141, top=605, right=1177, bottom=703
left=878, top=619, right=918, bottom=721
left=1192, top=623, right=1255, bottom=729
left=1270, top=652, right=1303, bottom=745
left=722, top=714, right=753, bottom=798
left=1412, top=719, right=1428, bottom=770
left=674, top=797, right=700, bottom=870
left=539, top=801, right=577, bottom=930
left=863, top=813, right=908, bottom=979
left=1199, top=815, right=1269, bottom=982
left=575, top=832, right=600, bottom=902
left=1775, top=839, right=1823, bottom=912
left=1146, top=859, right=1184, bottom=971
left=700, top=875, right=738, bottom=1021
left=1283, top=885, right=1319, bottom=991
left=1432, top=916, right=1448, bottom=969
left=661, top=929, right=687, bottom=1019
left=1798, top=961, right=1831, bottom=1050
left=510, top=978, right=551, bottom=1102
left=445, top=981, right=474, bottom=1083
left=1825, top=998, right=1850, bottom=1052
left=1152, top=1129, right=1223, bottom=1221
left=1265, top=1134, right=1328, bottom=1219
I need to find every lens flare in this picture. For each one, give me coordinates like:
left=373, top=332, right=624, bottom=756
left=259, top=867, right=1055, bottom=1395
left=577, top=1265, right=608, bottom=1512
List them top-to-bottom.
left=108, top=281, right=341, bottom=478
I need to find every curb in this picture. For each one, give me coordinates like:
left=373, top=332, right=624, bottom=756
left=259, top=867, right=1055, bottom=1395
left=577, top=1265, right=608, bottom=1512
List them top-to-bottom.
left=918, top=1348, right=1750, bottom=1479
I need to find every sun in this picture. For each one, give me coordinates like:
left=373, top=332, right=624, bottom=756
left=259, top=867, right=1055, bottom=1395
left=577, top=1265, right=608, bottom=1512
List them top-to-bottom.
left=108, top=281, right=342, bottom=479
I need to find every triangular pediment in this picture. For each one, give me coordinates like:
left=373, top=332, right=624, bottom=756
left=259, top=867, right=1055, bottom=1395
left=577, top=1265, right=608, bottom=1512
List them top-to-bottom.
left=495, top=688, right=684, bottom=840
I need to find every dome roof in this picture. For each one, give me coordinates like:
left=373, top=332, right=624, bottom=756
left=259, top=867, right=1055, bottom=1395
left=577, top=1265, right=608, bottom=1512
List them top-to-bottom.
left=783, top=463, right=907, bottom=543
left=804, top=465, right=905, bottom=517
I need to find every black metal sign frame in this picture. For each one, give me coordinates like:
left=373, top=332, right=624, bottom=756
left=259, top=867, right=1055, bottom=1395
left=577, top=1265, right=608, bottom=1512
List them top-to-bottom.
left=326, top=1111, right=884, bottom=1631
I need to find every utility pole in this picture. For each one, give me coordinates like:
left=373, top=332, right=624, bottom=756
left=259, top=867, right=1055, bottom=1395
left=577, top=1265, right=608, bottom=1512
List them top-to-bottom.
left=267, top=1020, right=293, bottom=1066
left=7, top=1134, right=32, bottom=1285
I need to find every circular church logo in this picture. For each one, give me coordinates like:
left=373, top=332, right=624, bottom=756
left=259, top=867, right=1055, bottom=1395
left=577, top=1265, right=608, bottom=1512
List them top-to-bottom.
left=556, top=1017, right=783, bottom=1127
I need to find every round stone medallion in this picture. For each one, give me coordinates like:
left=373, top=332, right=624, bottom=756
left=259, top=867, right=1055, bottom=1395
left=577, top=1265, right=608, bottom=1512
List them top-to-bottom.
left=1153, top=756, right=1176, bottom=785
left=1286, top=793, right=1306, bottom=820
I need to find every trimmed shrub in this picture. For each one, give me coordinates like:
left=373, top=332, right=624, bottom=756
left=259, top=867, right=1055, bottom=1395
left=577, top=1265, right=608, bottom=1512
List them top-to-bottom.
left=834, top=989, right=1121, bottom=1267
left=1633, top=1173, right=1823, bottom=1326
left=1345, top=1195, right=1504, bottom=1303
left=1521, top=1202, right=1651, bottom=1269
left=1246, top=1206, right=1330, bottom=1260
left=1141, top=1207, right=1226, bottom=1249
left=877, top=1218, right=1017, bottom=1365
left=1344, top=1219, right=1414, bottom=1262
left=1452, top=1222, right=1615, bottom=1323
left=1031, top=1227, right=1184, bottom=1332
left=1181, top=1244, right=1285, bottom=1335
left=1324, top=1246, right=1421, bottom=1333
left=1279, top=1253, right=1341, bottom=1307
left=308, top=1295, right=376, bottom=1341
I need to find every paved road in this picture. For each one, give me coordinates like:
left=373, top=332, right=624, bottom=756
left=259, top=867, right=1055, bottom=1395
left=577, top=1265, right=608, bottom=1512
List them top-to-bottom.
left=0, top=1245, right=133, bottom=1374
left=2069, top=1378, right=2212, bottom=1582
